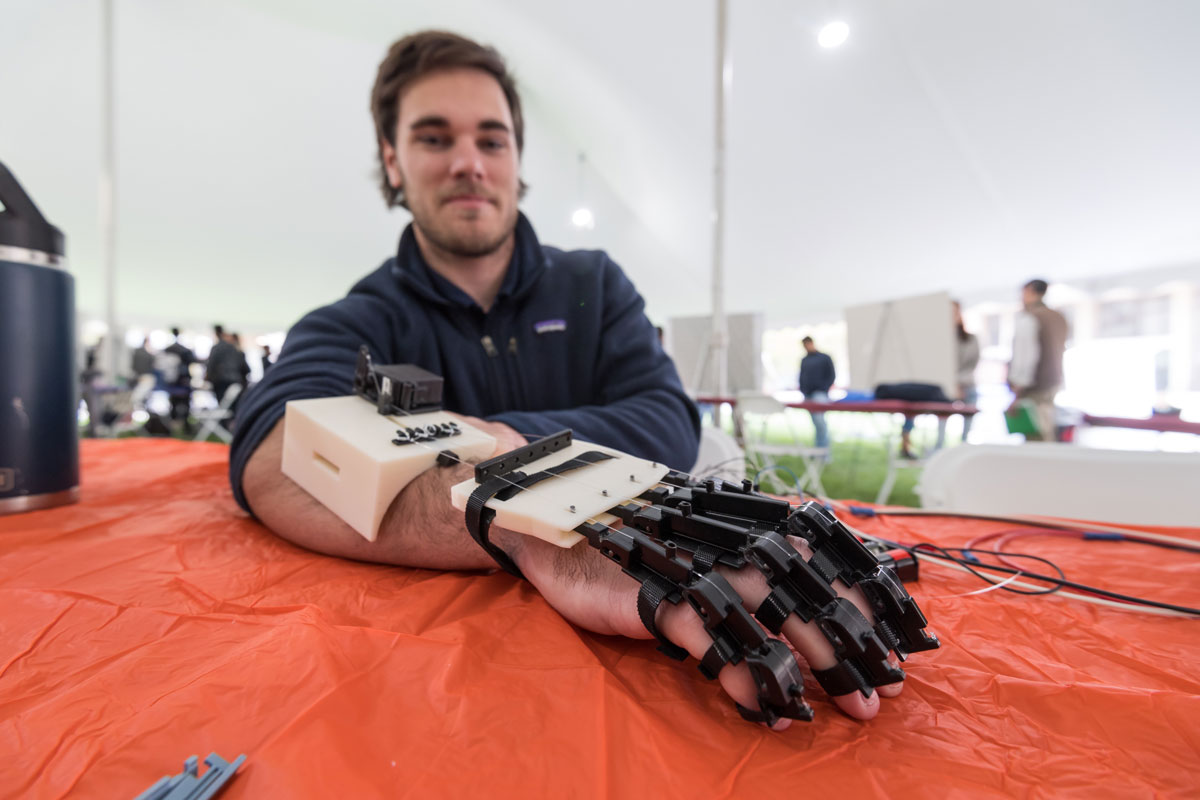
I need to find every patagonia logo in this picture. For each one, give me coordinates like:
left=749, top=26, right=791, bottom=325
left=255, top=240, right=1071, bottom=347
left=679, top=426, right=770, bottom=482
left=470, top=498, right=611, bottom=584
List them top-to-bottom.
left=534, top=319, right=567, bottom=334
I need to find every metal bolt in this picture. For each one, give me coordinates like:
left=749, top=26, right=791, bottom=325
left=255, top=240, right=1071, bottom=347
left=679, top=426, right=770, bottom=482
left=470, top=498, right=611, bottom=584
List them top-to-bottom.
left=601, top=489, right=609, bottom=497
left=569, top=505, right=576, bottom=513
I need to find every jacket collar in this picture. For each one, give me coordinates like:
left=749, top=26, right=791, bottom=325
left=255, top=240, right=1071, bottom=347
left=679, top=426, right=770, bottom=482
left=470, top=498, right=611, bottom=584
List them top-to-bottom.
left=390, top=212, right=547, bottom=311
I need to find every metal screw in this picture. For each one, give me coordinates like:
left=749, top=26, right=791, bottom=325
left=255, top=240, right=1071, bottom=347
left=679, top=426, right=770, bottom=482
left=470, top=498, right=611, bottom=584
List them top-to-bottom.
left=601, top=489, right=609, bottom=497
left=569, top=505, right=576, bottom=513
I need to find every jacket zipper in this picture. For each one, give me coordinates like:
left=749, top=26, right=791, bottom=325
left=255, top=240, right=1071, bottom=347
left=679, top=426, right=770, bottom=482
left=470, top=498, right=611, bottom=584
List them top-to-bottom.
left=480, top=331, right=514, bottom=409
left=507, top=335, right=531, bottom=408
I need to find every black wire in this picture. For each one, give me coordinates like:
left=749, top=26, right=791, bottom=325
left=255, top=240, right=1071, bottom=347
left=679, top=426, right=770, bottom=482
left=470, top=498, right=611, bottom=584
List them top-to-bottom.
left=869, top=508, right=1200, bottom=555
left=868, top=509, right=1090, bottom=530
left=855, top=510, right=1200, bottom=613
left=870, top=535, right=1061, bottom=595
left=891, top=541, right=1200, bottom=615
left=910, top=543, right=1066, bottom=596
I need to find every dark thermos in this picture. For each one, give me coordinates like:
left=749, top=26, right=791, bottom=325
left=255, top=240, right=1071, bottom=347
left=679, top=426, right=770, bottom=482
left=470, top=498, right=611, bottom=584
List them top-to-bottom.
left=0, top=162, right=79, bottom=513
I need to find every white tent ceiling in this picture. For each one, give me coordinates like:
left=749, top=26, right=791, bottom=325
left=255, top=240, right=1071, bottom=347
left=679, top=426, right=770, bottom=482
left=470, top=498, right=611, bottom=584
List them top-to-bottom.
left=3, top=0, right=1199, bottom=333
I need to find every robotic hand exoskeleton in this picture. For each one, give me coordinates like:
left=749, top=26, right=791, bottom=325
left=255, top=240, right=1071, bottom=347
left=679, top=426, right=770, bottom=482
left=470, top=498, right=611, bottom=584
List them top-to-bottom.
left=282, top=352, right=939, bottom=726
left=461, top=430, right=940, bottom=727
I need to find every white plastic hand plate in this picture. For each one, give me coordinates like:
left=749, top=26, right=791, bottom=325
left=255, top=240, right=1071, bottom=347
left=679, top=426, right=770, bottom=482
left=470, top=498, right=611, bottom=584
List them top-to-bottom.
left=449, top=441, right=669, bottom=547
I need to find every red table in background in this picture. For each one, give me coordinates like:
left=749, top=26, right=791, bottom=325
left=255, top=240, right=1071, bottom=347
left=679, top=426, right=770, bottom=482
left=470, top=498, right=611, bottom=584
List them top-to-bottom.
left=695, top=395, right=979, bottom=418
left=1083, top=413, right=1200, bottom=435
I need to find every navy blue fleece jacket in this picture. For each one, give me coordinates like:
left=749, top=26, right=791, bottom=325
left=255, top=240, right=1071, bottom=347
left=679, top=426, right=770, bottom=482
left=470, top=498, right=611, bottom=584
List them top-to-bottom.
left=229, top=214, right=700, bottom=513
left=799, top=352, right=836, bottom=397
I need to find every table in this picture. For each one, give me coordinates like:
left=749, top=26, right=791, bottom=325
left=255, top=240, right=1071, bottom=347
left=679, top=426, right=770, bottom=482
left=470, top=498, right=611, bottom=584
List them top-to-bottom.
left=695, top=395, right=979, bottom=418
left=698, top=395, right=979, bottom=502
left=1083, top=413, right=1200, bottom=436
left=2, top=440, right=1197, bottom=798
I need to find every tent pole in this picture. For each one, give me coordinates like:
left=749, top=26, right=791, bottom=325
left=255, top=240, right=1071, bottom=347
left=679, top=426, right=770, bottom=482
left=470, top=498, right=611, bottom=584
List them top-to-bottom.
left=100, top=0, right=119, bottom=384
left=709, top=0, right=731, bottom=401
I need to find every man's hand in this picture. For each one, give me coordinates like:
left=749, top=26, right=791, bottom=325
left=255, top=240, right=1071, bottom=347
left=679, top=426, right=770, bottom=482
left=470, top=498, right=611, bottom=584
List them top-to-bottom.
left=247, top=413, right=908, bottom=729
left=506, top=531, right=904, bottom=730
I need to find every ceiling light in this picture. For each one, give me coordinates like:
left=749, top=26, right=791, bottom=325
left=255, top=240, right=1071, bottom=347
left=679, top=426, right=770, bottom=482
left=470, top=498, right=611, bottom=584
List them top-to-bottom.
left=817, top=21, right=850, bottom=49
left=571, top=207, right=595, bottom=229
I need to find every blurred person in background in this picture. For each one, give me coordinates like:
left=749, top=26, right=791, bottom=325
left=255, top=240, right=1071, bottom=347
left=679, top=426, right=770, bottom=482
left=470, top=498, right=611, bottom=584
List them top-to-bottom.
left=1008, top=279, right=1067, bottom=441
left=953, top=300, right=980, bottom=441
left=206, top=325, right=241, bottom=405
left=162, top=327, right=197, bottom=433
left=229, top=333, right=251, bottom=389
left=130, top=336, right=158, bottom=412
left=798, top=336, right=835, bottom=449
left=131, top=337, right=155, bottom=379
left=260, top=344, right=274, bottom=375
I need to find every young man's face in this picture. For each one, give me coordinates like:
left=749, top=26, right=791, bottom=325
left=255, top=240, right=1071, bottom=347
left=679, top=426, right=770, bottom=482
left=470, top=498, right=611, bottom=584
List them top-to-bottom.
left=382, top=68, right=521, bottom=259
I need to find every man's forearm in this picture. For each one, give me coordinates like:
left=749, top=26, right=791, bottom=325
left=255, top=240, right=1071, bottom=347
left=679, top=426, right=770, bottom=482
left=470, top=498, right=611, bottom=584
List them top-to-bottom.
left=241, top=419, right=519, bottom=570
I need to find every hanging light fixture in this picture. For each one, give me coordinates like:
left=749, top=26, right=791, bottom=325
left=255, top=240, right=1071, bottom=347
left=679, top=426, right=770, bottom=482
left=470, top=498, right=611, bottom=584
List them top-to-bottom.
left=817, top=20, right=850, bottom=48
left=571, top=151, right=595, bottom=229
left=571, top=207, right=595, bottom=229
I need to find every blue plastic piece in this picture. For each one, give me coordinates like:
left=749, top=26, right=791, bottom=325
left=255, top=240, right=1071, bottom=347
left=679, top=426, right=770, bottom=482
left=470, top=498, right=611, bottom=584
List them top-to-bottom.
left=847, top=505, right=877, bottom=517
left=1083, top=532, right=1125, bottom=541
left=133, top=752, right=246, bottom=800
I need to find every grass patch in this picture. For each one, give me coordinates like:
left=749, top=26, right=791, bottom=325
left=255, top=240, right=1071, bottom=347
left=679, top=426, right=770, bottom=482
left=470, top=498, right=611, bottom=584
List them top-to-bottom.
left=724, top=409, right=961, bottom=507
left=748, top=440, right=922, bottom=506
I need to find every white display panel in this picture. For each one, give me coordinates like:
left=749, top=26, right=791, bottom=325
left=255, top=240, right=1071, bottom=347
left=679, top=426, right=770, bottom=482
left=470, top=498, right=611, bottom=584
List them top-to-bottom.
left=844, top=291, right=956, bottom=395
left=669, top=312, right=764, bottom=395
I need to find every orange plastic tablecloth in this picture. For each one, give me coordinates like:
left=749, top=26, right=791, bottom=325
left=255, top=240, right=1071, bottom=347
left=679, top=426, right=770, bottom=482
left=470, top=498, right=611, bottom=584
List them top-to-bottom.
left=2, top=440, right=1198, bottom=799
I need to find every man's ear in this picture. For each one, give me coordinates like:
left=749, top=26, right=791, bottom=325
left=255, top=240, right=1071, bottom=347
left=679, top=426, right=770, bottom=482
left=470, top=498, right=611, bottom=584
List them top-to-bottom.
left=380, top=137, right=403, bottom=190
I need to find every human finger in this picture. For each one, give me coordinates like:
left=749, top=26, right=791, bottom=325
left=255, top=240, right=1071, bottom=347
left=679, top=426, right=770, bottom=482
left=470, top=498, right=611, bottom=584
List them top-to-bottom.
left=787, top=535, right=907, bottom=701
left=719, top=562, right=896, bottom=721
left=655, top=598, right=793, bottom=730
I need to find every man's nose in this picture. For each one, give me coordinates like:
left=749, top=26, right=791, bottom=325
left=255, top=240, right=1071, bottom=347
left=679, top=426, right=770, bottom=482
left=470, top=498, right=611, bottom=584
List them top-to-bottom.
left=449, top=140, right=485, bottom=181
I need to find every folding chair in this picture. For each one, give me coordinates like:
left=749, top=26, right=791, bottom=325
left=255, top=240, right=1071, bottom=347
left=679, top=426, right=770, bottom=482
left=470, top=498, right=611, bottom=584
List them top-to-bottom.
left=193, top=384, right=242, bottom=443
left=735, top=391, right=827, bottom=497
left=689, top=425, right=746, bottom=484
left=877, top=448, right=925, bottom=505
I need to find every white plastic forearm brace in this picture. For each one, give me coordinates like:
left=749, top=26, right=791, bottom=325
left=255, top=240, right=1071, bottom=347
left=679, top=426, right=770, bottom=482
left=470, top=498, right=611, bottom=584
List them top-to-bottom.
left=280, top=395, right=496, bottom=541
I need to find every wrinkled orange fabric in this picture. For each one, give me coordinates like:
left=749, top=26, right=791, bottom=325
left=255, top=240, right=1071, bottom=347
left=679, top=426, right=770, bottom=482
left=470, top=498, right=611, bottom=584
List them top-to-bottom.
left=1, top=440, right=1197, bottom=799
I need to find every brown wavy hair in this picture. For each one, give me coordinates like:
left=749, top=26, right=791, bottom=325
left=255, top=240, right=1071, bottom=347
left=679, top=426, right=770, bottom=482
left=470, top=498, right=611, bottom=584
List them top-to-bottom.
left=370, top=30, right=527, bottom=209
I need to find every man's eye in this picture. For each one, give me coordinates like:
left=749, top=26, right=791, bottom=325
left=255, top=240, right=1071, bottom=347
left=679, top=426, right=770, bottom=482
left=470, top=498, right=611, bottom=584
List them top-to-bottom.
left=417, top=134, right=449, bottom=147
left=480, top=138, right=507, bottom=151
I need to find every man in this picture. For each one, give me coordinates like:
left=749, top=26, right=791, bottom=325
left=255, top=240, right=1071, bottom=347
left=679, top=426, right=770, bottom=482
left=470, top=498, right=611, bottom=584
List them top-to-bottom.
left=231, top=31, right=901, bottom=725
left=1008, top=279, right=1068, bottom=441
left=205, top=325, right=242, bottom=406
left=162, top=327, right=197, bottom=433
left=229, top=333, right=252, bottom=390
left=798, top=336, right=835, bottom=449
left=131, top=337, right=155, bottom=378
